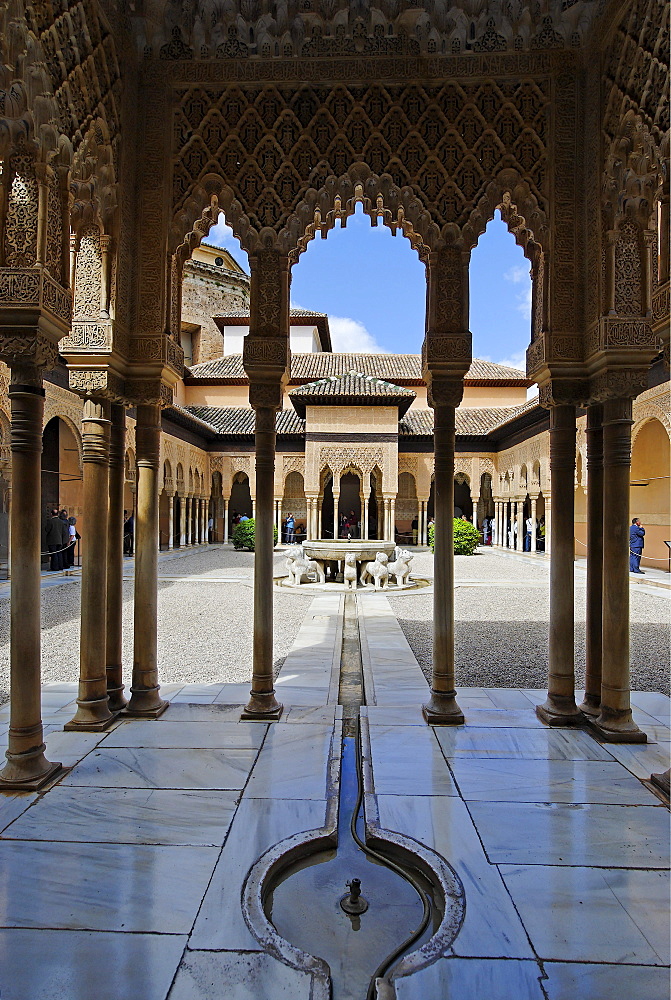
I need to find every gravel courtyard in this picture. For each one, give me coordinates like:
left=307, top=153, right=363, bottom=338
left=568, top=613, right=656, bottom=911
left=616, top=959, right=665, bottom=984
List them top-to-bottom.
left=0, top=544, right=667, bottom=705
left=389, top=548, right=671, bottom=695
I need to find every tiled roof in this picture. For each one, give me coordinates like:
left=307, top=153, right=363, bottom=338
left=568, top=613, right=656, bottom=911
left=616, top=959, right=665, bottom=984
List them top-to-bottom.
left=222, top=307, right=327, bottom=319
left=187, top=353, right=531, bottom=384
left=289, top=371, right=415, bottom=417
left=400, top=404, right=534, bottom=437
left=184, top=405, right=304, bottom=436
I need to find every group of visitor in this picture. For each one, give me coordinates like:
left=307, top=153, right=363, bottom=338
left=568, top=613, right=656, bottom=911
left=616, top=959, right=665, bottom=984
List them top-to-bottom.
left=45, top=508, right=79, bottom=571
left=232, top=511, right=250, bottom=527
left=282, top=513, right=306, bottom=543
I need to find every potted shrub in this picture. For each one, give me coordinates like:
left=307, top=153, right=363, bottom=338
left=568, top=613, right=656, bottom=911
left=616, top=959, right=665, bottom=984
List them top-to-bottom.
left=232, top=518, right=278, bottom=551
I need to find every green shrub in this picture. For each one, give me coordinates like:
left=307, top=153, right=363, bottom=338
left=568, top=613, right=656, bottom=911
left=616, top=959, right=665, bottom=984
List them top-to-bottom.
left=232, top=518, right=278, bottom=551
left=428, top=518, right=480, bottom=556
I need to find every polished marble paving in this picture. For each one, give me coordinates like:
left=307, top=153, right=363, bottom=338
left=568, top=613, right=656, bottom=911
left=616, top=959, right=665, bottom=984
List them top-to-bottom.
left=0, top=593, right=668, bottom=1000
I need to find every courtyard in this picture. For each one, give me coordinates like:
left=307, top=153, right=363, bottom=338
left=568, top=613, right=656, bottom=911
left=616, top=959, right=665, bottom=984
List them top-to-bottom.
left=0, top=544, right=668, bottom=1000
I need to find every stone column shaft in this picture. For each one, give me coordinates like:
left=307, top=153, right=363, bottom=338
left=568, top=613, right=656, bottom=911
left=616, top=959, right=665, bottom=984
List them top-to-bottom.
left=0, top=378, right=61, bottom=789
left=66, top=396, right=115, bottom=731
left=594, top=397, right=645, bottom=741
left=105, top=403, right=128, bottom=713
left=126, top=403, right=167, bottom=718
left=423, top=403, right=464, bottom=725
left=537, top=404, right=581, bottom=726
left=581, top=404, right=603, bottom=717
left=242, top=405, right=283, bottom=720
left=333, top=490, right=340, bottom=539
left=363, top=493, right=370, bottom=540
left=167, top=496, right=174, bottom=550
left=530, top=497, right=537, bottom=553
left=224, top=498, right=229, bottom=542
left=390, top=498, right=396, bottom=542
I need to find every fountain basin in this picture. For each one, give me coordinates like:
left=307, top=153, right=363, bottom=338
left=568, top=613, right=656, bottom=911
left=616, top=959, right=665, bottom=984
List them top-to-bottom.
left=303, top=540, right=396, bottom=562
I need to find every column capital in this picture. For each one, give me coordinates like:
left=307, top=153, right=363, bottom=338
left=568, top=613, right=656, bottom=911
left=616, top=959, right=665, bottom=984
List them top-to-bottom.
left=589, top=367, right=649, bottom=403
left=538, top=378, right=590, bottom=408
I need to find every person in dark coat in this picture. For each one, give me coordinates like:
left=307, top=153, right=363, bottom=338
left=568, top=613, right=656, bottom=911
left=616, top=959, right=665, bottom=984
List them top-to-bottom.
left=45, top=509, right=64, bottom=570
left=629, top=517, right=645, bottom=574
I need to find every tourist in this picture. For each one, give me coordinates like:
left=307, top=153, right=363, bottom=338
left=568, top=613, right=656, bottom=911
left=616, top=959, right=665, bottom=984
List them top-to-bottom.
left=45, top=509, right=64, bottom=571
left=58, top=510, right=70, bottom=561
left=123, top=510, right=134, bottom=555
left=232, top=511, right=241, bottom=527
left=239, top=512, right=249, bottom=523
left=285, top=512, right=295, bottom=543
left=525, top=514, right=533, bottom=551
left=208, top=515, right=214, bottom=542
left=411, top=515, right=418, bottom=545
left=67, top=516, right=78, bottom=567
left=538, top=516, right=545, bottom=551
left=629, top=517, right=645, bottom=574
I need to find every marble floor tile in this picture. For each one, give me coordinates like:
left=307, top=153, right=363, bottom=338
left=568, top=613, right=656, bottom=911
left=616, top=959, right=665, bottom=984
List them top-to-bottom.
left=213, top=684, right=255, bottom=704
left=485, top=689, right=538, bottom=709
left=630, top=692, right=671, bottom=726
left=169, top=695, right=219, bottom=704
left=155, top=702, right=243, bottom=722
left=281, top=705, right=337, bottom=724
left=364, top=706, right=431, bottom=726
left=461, top=709, right=546, bottom=728
left=101, top=720, right=266, bottom=750
left=244, top=724, right=332, bottom=799
left=368, top=726, right=458, bottom=796
left=435, top=726, right=615, bottom=761
left=42, top=730, right=107, bottom=766
left=604, top=741, right=671, bottom=780
left=62, top=746, right=258, bottom=790
left=449, top=758, right=655, bottom=804
left=4, top=787, right=239, bottom=847
left=0, top=791, right=36, bottom=833
left=377, top=795, right=533, bottom=959
left=189, top=797, right=327, bottom=950
left=469, top=801, right=669, bottom=867
left=0, top=840, right=218, bottom=932
left=501, top=865, right=669, bottom=964
left=0, top=929, right=187, bottom=1000
left=168, top=949, right=314, bottom=1000
left=394, top=958, right=546, bottom=999
left=543, top=961, right=671, bottom=1000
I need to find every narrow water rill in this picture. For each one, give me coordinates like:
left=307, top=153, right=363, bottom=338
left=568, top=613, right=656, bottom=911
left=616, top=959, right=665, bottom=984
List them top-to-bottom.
left=264, top=596, right=442, bottom=999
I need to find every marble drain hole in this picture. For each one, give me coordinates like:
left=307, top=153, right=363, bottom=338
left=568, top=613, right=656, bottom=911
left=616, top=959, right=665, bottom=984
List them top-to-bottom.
left=265, top=595, right=441, bottom=1000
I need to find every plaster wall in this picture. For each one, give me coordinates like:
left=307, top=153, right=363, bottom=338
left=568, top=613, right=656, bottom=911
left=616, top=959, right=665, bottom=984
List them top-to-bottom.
left=461, top=385, right=529, bottom=407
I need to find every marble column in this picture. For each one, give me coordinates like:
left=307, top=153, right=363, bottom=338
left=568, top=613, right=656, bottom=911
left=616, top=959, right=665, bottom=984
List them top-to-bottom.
left=0, top=373, right=61, bottom=790
left=66, top=396, right=115, bottom=731
left=593, top=397, right=645, bottom=741
left=423, top=399, right=464, bottom=725
left=105, top=403, right=128, bottom=714
left=126, top=403, right=167, bottom=718
left=242, top=403, right=283, bottom=720
left=581, top=403, right=603, bottom=717
left=537, top=404, right=581, bottom=726
left=333, top=490, right=340, bottom=539
left=363, top=492, right=370, bottom=540
left=167, top=494, right=174, bottom=550
left=185, top=496, right=191, bottom=544
left=471, top=496, right=479, bottom=531
left=179, top=497, right=186, bottom=546
left=530, top=497, right=537, bottom=553
left=223, top=498, right=229, bottom=542
left=389, top=498, right=396, bottom=542
left=545, top=498, right=552, bottom=555
left=275, top=500, right=281, bottom=543
left=517, top=500, right=524, bottom=552
left=495, top=501, right=502, bottom=546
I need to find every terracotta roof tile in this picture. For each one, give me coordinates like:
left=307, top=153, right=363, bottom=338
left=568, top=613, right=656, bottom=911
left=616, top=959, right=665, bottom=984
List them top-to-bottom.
left=188, top=353, right=530, bottom=384
left=400, top=404, right=534, bottom=436
left=184, top=405, right=304, bottom=436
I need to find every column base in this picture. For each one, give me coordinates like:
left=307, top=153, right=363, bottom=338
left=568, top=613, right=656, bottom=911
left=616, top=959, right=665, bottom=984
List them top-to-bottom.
left=106, top=679, right=128, bottom=714
left=241, top=691, right=284, bottom=721
left=422, top=691, right=465, bottom=726
left=578, top=693, right=601, bottom=718
left=64, top=697, right=118, bottom=732
left=536, top=698, right=584, bottom=727
left=123, top=699, right=169, bottom=720
left=586, top=714, right=647, bottom=743
left=0, top=757, right=64, bottom=792
left=649, top=768, right=670, bottom=798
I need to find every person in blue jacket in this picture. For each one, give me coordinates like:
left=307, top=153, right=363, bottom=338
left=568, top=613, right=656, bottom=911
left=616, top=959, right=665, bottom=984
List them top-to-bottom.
left=629, top=517, right=645, bottom=574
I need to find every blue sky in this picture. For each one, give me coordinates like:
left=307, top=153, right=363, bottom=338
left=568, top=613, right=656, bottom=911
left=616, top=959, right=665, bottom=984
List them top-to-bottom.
left=207, top=206, right=531, bottom=369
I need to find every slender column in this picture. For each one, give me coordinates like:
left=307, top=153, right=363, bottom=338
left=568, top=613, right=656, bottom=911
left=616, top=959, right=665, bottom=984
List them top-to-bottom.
left=0, top=374, right=61, bottom=789
left=66, top=397, right=115, bottom=731
left=593, top=397, right=645, bottom=741
left=423, top=401, right=464, bottom=725
left=105, top=403, right=128, bottom=714
left=126, top=403, right=168, bottom=718
left=242, top=404, right=283, bottom=720
left=537, top=404, right=581, bottom=726
left=580, top=404, right=603, bottom=717
left=333, top=490, right=340, bottom=539
left=363, top=492, right=370, bottom=540
left=167, top=494, right=174, bottom=550
left=185, top=496, right=191, bottom=544
left=179, top=497, right=185, bottom=546
left=471, top=497, right=479, bottom=531
left=530, top=497, right=537, bottom=553
left=198, top=498, right=204, bottom=543
left=201, top=498, right=207, bottom=542
left=223, top=498, right=229, bottom=542
left=389, top=498, right=396, bottom=542
left=545, top=498, right=552, bottom=555
left=275, top=500, right=281, bottom=543
left=516, top=500, right=524, bottom=551
left=318, top=501, right=322, bottom=539
left=495, top=501, right=501, bottom=545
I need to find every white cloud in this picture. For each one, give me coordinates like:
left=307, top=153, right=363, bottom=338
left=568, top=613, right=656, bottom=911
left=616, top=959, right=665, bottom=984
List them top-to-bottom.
left=503, top=264, right=528, bottom=284
left=516, top=283, right=532, bottom=320
left=328, top=316, right=386, bottom=353
left=493, top=350, right=526, bottom=371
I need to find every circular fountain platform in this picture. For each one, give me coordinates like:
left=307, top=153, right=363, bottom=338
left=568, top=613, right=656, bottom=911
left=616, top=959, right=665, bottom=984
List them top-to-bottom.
left=275, top=539, right=430, bottom=593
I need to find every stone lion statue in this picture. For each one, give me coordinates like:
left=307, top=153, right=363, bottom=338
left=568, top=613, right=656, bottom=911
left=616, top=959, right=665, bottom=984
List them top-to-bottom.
left=285, top=545, right=325, bottom=586
left=387, top=548, right=414, bottom=586
left=360, top=551, right=389, bottom=590
left=343, top=552, right=358, bottom=591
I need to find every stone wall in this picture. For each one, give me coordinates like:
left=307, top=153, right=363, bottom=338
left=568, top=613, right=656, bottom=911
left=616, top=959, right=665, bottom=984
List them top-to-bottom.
left=182, top=262, right=250, bottom=365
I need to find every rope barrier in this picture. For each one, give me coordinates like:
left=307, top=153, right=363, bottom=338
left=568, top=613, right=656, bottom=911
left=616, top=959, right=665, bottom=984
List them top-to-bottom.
left=574, top=536, right=670, bottom=562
